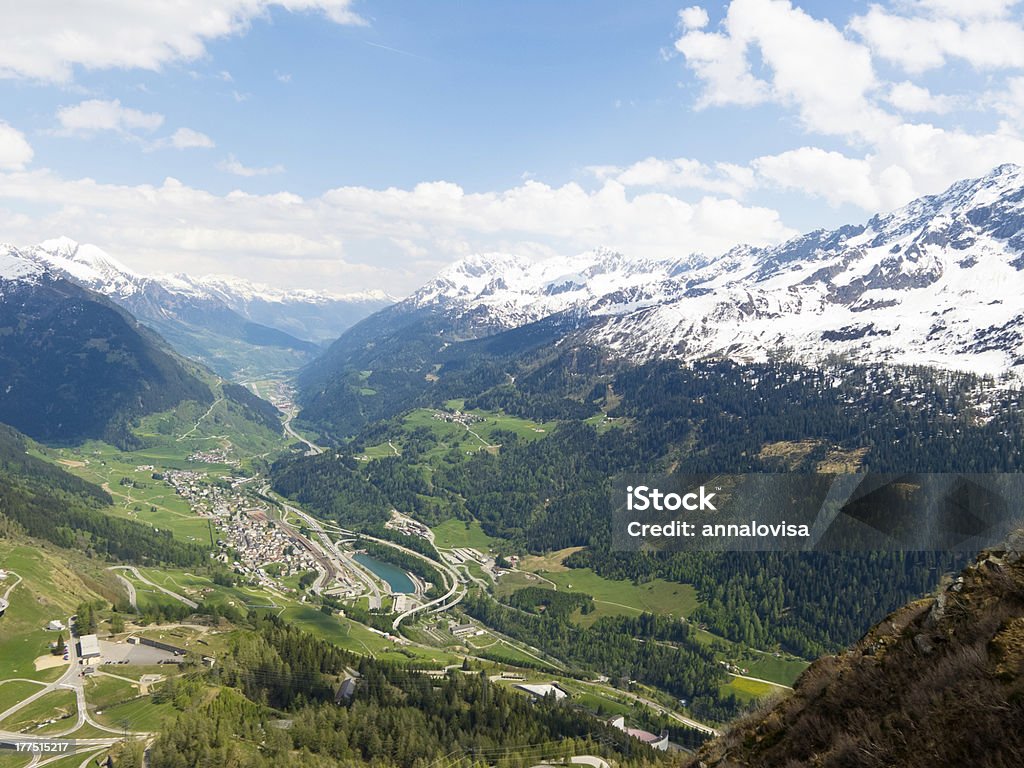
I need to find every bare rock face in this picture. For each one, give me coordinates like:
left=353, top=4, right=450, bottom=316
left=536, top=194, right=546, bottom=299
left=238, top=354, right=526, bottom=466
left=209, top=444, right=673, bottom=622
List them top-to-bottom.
left=687, top=531, right=1024, bottom=768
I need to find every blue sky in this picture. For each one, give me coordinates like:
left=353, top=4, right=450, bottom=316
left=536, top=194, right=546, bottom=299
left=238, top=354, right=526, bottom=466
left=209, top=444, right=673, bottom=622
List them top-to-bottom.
left=2, top=0, right=1024, bottom=293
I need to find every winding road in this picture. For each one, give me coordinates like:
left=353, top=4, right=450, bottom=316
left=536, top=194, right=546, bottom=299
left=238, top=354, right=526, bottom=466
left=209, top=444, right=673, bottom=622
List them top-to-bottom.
left=107, top=566, right=198, bottom=609
left=0, top=571, right=21, bottom=615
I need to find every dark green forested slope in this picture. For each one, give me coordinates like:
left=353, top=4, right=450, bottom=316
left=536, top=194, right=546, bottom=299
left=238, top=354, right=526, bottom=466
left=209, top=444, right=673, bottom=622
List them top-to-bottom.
left=0, top=275, right=211, bottom=446
left=149, top=614, right=677, bottom=768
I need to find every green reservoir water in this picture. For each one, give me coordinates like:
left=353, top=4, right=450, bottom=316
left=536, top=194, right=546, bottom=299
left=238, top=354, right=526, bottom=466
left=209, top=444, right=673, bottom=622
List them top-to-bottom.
left=354, top=553, right=415, bottom=594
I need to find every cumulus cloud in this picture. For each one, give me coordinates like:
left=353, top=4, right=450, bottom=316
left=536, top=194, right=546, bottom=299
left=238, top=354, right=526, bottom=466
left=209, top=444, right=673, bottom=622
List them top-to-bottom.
left=677, top=0, right=892, bottom=140
left=0, top=1, right=366, bottom=82
left=667, top=1, right=1024, bottom=216
left=850, top=1, right=1024, bottom=73
left=678, top=6, right=710, bottom=30
left=885, top=81, right=956, bottom=114
left=56, top=99, right=164, bottom=136
left=0, top=122, right=33, bottom=170
left=167, top=127, right=215, bottom=149
left=218, top=154, right=285, bottom=176
left=0, top=171, right=796, bottom=292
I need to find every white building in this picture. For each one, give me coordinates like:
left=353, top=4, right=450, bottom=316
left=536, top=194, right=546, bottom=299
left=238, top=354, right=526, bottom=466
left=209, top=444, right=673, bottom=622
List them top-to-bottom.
left=47, top=619, right=65, bottom=631
left=78, top=634, right=101, bottom=663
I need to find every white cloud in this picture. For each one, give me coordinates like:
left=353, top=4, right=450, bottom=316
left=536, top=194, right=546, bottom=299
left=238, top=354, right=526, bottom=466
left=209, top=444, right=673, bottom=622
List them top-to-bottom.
left=667, top=0, right=1024, bottom=217
left=677, top=0, right=892, bottom=140
left=0, top=1, right=366, bottom=82
left=851, top=2, right=1024, bottom=73
left=678, top=6, right=710, bottom=30
left=674, top=24, right=770, bottom=107
left=885, top=81, right=956, bottom=113
left=56, top=99, right=164, bottom=136
left=0, top=122, right=33, bottom=170
left=168, top=127, right=215, bottom=149
left=753, top=148, right=882, bottom=209
left=218, top=154, right=285, bottom=176
left=588, top=157, right=755, bottom=197
left=0, top=171, right=796, bottom=293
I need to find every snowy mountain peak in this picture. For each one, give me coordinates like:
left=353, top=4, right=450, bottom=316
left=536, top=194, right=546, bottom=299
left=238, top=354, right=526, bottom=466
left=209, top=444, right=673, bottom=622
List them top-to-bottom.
left=30, top=237, right=141, bottom=297
left=0, top=244, right=45, bottom=285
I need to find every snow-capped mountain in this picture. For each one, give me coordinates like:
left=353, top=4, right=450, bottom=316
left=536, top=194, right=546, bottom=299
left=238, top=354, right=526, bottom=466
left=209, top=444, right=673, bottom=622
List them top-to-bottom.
left=405, top=164, right=1024, bottom=377
left=28, top=236, right=145, bottom=298
left=1, top=238, right=392, bottom=377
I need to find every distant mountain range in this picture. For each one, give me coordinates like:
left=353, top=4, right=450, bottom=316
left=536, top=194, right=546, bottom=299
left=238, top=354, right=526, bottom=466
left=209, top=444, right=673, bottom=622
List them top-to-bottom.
left=400, top=163, right=1024, bottom=378
left=1, top=238, right=393, bottom=378
left=0, top=251, right=212, bottom=444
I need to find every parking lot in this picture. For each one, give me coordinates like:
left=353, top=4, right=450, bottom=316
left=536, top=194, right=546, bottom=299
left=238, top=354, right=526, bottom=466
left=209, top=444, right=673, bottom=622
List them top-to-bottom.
left=98, top=639, right=180, bottom=665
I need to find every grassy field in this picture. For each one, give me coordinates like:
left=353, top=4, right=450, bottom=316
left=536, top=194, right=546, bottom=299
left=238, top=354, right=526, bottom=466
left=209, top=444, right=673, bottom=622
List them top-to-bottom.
left=361, top=407, right=558, bottom=462
left=46, top=441, right=220, bottom=545
left=431, top=519, right=498, bottom=551
left=0, top=544, right=104, bottom=682
left=511, top=553, right=699, bottom=625
left=740, top=654, right=809, bottom=687
left=85, top=674, right=141, bottom=711
left=721, top=675, right=781, bottom=703
left=0, top=680, right=47, bottom=713
left=0, top=688, right=76, bottom=734
left=93, top=694, right=178, bottom=732
left=0, top=753, right=31, bottom=768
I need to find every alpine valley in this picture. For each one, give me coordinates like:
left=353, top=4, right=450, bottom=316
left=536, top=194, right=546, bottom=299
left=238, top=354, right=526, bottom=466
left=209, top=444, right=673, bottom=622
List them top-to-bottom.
left=1, top=166, right=1023, bottom=768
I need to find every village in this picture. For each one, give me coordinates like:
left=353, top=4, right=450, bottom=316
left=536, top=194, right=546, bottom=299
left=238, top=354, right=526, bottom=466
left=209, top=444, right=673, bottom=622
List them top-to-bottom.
left=161, top=469, right=322, bottom=590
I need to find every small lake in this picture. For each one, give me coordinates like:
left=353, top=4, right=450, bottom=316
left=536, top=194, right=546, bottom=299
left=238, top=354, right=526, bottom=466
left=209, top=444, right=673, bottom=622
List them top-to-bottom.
left=353, top=553, right=415, bottom=594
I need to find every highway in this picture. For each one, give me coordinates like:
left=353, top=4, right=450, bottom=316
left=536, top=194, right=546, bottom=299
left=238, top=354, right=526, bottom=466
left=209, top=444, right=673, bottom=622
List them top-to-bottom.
left=282, top=410, right=324, bottom=456
left=309, top=522, right=465, bottom=630
left=111, top=572, right=137, bottom=611
left=575, top=679, right=720, bottom=736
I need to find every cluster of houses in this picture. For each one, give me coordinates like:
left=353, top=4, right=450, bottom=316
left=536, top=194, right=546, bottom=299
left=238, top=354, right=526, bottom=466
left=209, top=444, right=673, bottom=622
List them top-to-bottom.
left=432, top=409, right=483, bottom=426
left=187, top=446, right=240, bottom=466
left=162, top=468, right=323, bottom=592
left=163, top=469, right=249, bottom=517
left=214, top=511, right=319, bottom=587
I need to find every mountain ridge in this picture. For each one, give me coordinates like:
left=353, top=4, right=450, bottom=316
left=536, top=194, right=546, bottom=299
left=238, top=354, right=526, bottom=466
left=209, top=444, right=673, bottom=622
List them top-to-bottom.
left=396, top=163, right=1024, bottom=378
